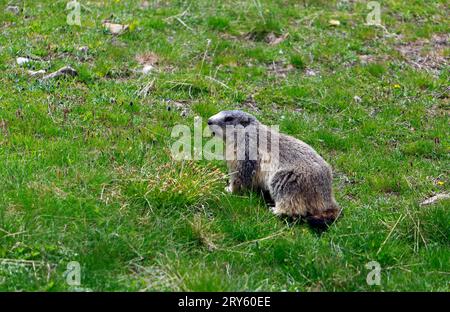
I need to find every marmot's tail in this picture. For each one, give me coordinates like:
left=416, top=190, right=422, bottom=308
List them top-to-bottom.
left=305, top=204, right=341, bottom=231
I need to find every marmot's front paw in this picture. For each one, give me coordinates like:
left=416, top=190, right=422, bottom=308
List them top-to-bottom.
left=225, top=185, right=233, bottom=193
left=270, top=206, right=283, bottom=216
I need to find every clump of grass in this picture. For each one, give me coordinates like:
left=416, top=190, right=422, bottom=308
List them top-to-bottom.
left=207, top=16, right=230, bottom=31
left=142, top=18, right=166, bottom=30
left=248, top=18, right=282, bottom=41
left=290, top=54, right=306, bottom=70
left=365, top=63, right=387, bottom=77
left=76, top=64, right=93, bottom=84
left=401, top=140, right=441, bottom=157
left=143, top=161, right=225, bottom=209
left=368, top=174, right=407, bottom=194
left=187, top=213, right=219, bottom=251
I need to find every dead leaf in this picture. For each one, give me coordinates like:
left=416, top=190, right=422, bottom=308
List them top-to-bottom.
left=140, top=1, right=150, bottom=9
left=329, top=19, right=340, bottom=26
left=103, top=22, right=129, bottom=35
left=266, top=32, right=289, bottom=45
left=136, top=52, right=159, bottom=66
left=136, top=52, right=159, bottom=74
left=358, top=54, right=377, bottom=64
left=267, top=61, right=294, bottom=78
left=42, top=66, right=77, bottom=80
left=28, top=69, right=46, bottom=76
left=137, top=79, right=155, bottom=98
left=165, top=99, right=191, bottom=117
left=0, top=119, right=8, bottom=135
left=420, top=193, right=450, bottom=206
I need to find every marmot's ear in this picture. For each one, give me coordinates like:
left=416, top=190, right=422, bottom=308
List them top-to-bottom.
left=241, top=117, right=251, bottom=127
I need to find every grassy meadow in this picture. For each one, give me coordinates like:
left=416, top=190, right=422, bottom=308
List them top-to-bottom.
left=0, top=0, right=449, bottom=291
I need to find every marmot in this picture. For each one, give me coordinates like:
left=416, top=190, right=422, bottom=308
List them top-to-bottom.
left=207, top=110, right=341, bottom=229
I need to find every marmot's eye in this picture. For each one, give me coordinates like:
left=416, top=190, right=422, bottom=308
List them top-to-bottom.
left=224, top=116, right=233, bottom=122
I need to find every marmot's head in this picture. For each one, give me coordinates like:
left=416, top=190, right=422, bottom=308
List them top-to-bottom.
left=207, top=110, right=259, bottom=139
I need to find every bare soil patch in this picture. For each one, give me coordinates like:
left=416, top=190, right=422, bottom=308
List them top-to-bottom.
left=396, top=34, right=449, bottom=74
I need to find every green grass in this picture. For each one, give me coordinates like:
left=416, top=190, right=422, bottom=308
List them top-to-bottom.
left=0, top=0, right=449, bottom=291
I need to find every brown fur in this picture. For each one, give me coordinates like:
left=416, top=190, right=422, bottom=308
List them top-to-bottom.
left=208, top=110, right=341, bottom=229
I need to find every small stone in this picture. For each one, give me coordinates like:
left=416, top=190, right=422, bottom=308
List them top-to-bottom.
left=6, top=5, right=20, bottom=15
left=329, top=19, right=341, bottom=26
left=103, top=22, right=129, bottom=35
left=78, top=46, right=88, bottom=53
left=16, top=57, right=30, bottom=66
left=141, top=64, right=154, bottom=74
left=42, top=66, right=77, bottom=80
left=28, top=69, right=46, bottom=76
left=305, top=69, right=317, bottom=76
left=353, top=95, right=362, bottom=103
left=420, top=193, right=450, bottom=206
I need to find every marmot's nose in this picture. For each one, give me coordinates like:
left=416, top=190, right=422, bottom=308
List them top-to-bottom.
left=207, top=119, right=213, bottom=125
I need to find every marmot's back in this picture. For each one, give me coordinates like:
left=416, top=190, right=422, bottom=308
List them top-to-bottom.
left=277, top=134, right=330, bottom=171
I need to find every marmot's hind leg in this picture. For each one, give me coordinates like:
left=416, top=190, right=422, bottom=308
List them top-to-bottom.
left=269, top=169, right=340, bottom=228
left=269, top=169, right=310, bottom=217
left=270, top=196, right=308, bottom=218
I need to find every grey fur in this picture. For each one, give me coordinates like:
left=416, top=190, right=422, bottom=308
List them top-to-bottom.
left=208, top=110, right=341, bottom=229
